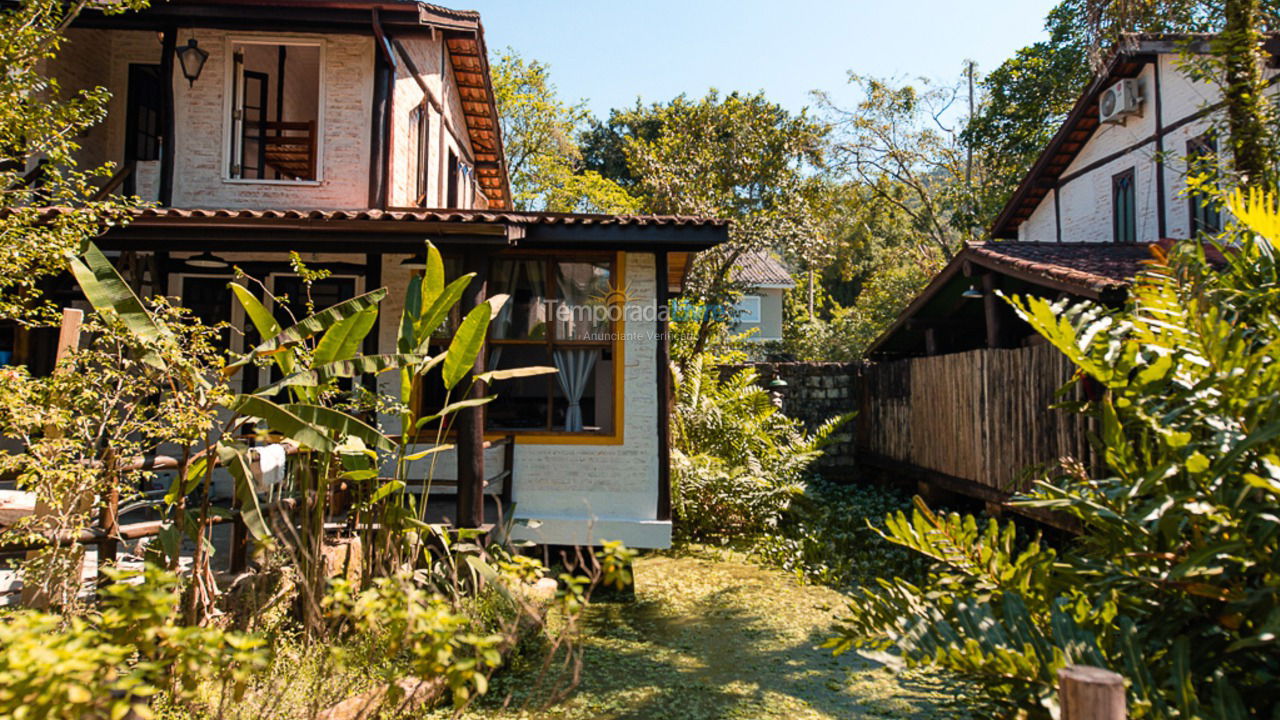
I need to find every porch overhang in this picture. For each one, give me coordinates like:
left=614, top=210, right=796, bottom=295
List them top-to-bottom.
left=80, top=207, right=730, bottom=254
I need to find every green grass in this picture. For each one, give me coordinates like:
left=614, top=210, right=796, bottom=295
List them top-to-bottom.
left=441, top=546, right=972, bottom=720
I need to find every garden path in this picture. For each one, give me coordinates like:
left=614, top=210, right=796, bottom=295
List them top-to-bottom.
left=443, top=547, right=968, bottom=720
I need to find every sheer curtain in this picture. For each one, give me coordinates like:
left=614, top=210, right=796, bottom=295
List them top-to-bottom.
left=490, top=260, right=546, bottom=369
left=553, top=348, right=598, bottom=431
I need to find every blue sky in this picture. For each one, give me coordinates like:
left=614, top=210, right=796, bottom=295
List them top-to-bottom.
left=463, top=0, right=1061, bottom=119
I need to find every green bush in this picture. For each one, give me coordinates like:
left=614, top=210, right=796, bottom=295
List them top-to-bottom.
left=826, top=189, right=1280, bottom=718
left=671, top=355, right=851, bottom=539
left=754, top=480, right=930, bottom=589
left=0, top=565, right=268, bottom=720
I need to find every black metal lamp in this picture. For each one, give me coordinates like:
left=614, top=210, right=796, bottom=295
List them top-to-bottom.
left=176, top=38, right=208, bottom=87
left=185, top=251, right=228, bottom=269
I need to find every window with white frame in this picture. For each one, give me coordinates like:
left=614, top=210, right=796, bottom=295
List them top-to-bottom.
left=228, top=40, right=322, bottom=182
left=734, top=295, right=762, bottom=324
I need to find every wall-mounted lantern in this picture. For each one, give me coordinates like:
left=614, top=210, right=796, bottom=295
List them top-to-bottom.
left=176, top=38, right=209, bottom=87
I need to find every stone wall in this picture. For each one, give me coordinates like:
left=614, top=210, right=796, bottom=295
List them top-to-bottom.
left=719, top=362, right=859, bottom=477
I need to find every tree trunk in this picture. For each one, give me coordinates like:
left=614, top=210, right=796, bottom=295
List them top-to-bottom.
left=1222, top=0, right=1275, bottom=192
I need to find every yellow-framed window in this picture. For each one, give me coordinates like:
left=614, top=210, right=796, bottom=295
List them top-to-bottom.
left=413, top=251, right=625, bottom=442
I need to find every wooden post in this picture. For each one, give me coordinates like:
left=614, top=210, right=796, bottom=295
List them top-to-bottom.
left=158, top=27, right=176, bottom=207
left=455, top=249, right=487, bottom=528
left=655, top=251, right=672, bottom=522
left=981, top=273, right=1004, bottom=349
left=54, top=308, right=82, bottom=362
left=1059, top=665, right=1126, bottom=720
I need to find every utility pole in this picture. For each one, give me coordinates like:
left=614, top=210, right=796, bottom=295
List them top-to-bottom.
left=965, top=60, right=974, bottom=189
left=966, top=60, right=976, bottom=240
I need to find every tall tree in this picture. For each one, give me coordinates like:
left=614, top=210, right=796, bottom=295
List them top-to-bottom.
left=0, top=0, right=147, bottom=322
left=1218, top=0, right=1278, bottom=191
left=491, top=50, right=638, bottom=214
left=820, top=74, right=977, bottom=260
left=589, top=91, right=829, bottom=363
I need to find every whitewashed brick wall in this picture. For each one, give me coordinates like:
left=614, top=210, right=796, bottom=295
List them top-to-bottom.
left=53, top=28, right=375, bottom=209
left=379, top=252, right=668, bottom=547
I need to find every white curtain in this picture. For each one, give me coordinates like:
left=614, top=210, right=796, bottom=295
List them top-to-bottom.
left=492, top=260, right=545, bottom=340
left=553, top=349, right=598, bottom=432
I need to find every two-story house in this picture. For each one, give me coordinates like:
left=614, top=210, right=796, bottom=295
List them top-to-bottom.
left=13, top=0, right=728, bottom=550
left=871, top=33, right=1268, bottom=359
left=855, top=34, right=1270, bottom=510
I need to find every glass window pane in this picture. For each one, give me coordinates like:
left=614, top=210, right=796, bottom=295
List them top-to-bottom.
left=490, top=259, right=549, bottom=340
left=555, top=261, right=612, bottom=341
left=486, top=345, right=551, bottom=430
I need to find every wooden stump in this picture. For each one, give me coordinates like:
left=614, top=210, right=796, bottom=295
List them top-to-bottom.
left=321, top=536, right=363, bottom=586
left=1059, top=665, right=1126, bottom=720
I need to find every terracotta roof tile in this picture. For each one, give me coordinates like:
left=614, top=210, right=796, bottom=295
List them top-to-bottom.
left=117, top=207, right=730, bottom=228
left=967, top=241, right=1156, bottom=294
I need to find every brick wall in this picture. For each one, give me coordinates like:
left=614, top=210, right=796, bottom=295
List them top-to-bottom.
left=719, top=362, right=859, bottom=477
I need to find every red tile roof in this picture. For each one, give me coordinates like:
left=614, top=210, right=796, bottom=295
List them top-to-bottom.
left=22, top=206, right=726, bottom=228
left=111, top=206, right=729, bottom=227
left=967, top=241, right=1155, bottom=295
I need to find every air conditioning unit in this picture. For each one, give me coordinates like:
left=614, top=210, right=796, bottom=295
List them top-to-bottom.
left=1099, top=79, right=1144, bottom=124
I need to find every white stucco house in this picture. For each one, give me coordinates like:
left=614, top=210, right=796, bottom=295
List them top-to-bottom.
left=11, top=0, right=729, bottom=550
left=872, top=33, right=1271, bottom=360
left=990, top=33, right=1262, bottom=245
left=729, top=251, right=793, bottom=342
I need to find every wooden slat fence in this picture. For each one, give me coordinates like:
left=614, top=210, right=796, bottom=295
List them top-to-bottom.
left=857, top=344, right=1092, bottom=496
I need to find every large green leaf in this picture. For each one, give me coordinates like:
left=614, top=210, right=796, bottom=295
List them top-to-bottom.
left=422, top=241, right=445, bottom=309
left=67, top=242, right=168, bottom=368
left=399, top=274, right=424, bottom=355
left=414, top=274, right=474, bottom=353
left=227, top=283, right=294, bottom=377
left=230, top=283, right=282, bottom=340
left=251, top=288, right=387, bottom=357
left=442, top=303, right=491, bottom=390
left=313, top=306, right=378, bottom=366
left=256, top=353, right=428, bottom=396
left=227, top=395, right=338, bottom=452
left=414, top=396, right=495, bottom=428
left=281, top=403, right=397, bottom=453
left=216, top=443, right=273, bottom=541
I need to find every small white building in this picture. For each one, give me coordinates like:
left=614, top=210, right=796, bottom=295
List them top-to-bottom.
left=730, top=251, right=793, bottom=342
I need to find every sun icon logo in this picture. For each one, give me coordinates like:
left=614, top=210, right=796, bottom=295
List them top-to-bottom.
left=591, top=280, right=635, bottom=307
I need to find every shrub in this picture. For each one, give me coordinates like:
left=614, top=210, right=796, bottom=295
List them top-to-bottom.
left=826, top=189, right=1280, bottom=718
left=671, top=355, right=851, bottom=539
left=754, top=480, right=930, bottom=589
left=0, top=565, right=268, bottom=720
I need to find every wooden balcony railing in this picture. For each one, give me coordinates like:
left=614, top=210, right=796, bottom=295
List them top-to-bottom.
left=252, top=120, right=317, bottom=181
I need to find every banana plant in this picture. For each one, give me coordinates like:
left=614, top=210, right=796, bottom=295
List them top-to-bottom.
left=379, top=241, right=557, bottom=576
left=69, top=242, right=406, bottom=624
